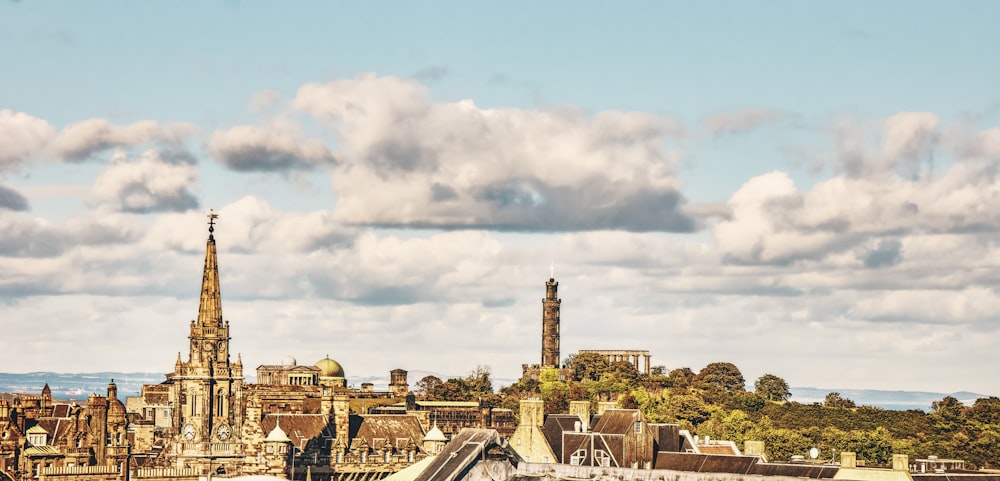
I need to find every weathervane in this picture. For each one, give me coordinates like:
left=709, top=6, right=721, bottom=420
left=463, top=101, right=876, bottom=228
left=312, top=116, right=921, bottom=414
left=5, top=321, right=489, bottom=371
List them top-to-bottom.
left=207, top=209, right=219, bottom=233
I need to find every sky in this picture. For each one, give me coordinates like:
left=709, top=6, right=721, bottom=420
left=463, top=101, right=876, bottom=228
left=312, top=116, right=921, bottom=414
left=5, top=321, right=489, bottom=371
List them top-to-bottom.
left=2, top=1, right=999, bottom=397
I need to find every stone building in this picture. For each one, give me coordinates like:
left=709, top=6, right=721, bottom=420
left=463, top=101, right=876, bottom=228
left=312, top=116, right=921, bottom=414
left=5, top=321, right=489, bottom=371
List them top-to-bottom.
left=2, top=214, right=439, bottom=481
left=128, top=214, right=434, bottom=481
left=0, top=381, right=132, bottom=481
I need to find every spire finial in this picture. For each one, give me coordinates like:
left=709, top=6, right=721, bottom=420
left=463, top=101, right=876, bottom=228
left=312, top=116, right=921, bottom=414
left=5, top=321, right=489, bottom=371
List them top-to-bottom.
left=207, top=209, right=218, bottom=235
left=549, top=261, right=555, bottom=279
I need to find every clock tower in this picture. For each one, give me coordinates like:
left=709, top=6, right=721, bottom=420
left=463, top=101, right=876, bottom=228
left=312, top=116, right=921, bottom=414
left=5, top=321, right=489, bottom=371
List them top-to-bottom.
left=168, top=211, right=245, bottom=470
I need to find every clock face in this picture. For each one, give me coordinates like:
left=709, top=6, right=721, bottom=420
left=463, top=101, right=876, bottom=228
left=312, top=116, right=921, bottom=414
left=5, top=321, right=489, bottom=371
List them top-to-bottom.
left=216, top=423, right=232, bottom=441
left=183, top=424, right=196, bottom=440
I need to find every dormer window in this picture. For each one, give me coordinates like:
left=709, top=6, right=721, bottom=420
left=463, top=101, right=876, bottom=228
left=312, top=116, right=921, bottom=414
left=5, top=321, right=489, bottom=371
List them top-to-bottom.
left=26, top=426, right=48, bottom=447
left=28, top=432, right=46, bottom=446
left=594, top=449, right=611, bottom=467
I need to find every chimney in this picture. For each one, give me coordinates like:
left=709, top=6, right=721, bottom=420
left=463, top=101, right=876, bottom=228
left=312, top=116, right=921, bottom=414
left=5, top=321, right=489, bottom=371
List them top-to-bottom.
left=333, top=395, right=350, bottom=444
left=520, top=399, right=545, bottom=427
left=569, top=401, right=590, bottom=429
left=596, top=401, right=617, bottom=415
left=743, top=440, right=765, bottom=457
left=841, top=452, right=857, bottom=469
left=893, top=454, right=909, bottom=472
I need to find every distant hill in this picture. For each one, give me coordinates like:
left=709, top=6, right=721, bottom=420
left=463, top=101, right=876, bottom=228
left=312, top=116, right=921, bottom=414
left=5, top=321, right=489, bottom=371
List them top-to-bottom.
left=0, top=372, right=990, bottom=411
left=0, top=372, right=165, bottom=401
left=789, top=386, right=990, bottom=411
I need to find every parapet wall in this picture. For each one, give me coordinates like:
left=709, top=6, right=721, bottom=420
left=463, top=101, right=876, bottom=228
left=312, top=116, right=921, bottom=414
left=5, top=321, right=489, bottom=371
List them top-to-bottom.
left=518, top=462, right=829, bottom=481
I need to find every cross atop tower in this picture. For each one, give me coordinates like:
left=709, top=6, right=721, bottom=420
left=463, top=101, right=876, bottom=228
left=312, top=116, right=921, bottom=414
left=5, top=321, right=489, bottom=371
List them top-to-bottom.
left=207, top=209, right=219, bottom=233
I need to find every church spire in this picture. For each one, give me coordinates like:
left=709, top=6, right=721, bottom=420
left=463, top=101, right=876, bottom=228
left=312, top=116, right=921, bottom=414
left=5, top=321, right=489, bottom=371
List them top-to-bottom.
left=197, top=210, right=223, bottom=328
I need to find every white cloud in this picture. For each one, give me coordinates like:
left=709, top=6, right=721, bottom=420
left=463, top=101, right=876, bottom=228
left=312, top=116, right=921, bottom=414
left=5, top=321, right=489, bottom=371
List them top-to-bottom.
left=289, top=74, right=693, bottom=231
left=702, top=107, right=789, bottom=136
left=0, top=110, right=55, bottom=172
left=832, top=112, right=940, bottom=179
left=716, top=116, right=1000, bottom=266
left=53, top=118, right=198, bottom=161
left=209, top=124, right=335, bottom=171
left=90, top=149, right=200, bottom=213
left=0, top=182, right=29, bottom=211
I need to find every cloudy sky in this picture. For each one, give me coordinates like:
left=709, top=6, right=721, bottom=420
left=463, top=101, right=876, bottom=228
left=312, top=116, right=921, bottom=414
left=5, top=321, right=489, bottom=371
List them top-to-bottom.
left=2, top=2, right=999, bottom=396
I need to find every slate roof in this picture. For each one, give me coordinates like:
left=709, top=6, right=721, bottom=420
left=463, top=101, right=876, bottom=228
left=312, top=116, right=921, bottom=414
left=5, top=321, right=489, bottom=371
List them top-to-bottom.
left=413, top=401, right=480, bottom=408
left=51, top=404, right=71, bottom=417
left=591, top=409, right=639, bottom=435
left=262, top=414, right=335, bottom=450
left=352, top=414, right=426, bottom=451
left=541, top=415, right=581, bottom=464
left=34, top=418, right=73, bottom=444
left=412, top=429, right=521, bottom=481
left=698, top=444, right=740, bottom=455
left=23, top=445, right=61, bottom=457
left=654, top=452, right=758, bottom=473
left=382, top=455, right=438, bottom=481
left=752, top=463, right=839, bottom=478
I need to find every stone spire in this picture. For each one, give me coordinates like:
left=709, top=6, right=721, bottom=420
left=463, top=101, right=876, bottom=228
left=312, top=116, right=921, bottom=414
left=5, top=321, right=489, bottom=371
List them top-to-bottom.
left=197, top=210, right=223, bottom=328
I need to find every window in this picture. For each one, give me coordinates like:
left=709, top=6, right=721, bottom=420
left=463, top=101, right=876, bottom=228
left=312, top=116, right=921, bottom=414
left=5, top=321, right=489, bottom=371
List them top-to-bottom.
left=634, top=421, right=642, bottom=434
left=570, top=449, right=586, bottom=466
left=594, top=450, right=610, bottom=467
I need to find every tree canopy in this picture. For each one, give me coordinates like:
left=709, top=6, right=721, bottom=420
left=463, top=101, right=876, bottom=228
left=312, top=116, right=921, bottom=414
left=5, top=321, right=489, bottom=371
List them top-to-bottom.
left=418, top=361, right=1000, bottom=469
left=697, top=362, right=746, bottom=393
left=754, top=374, right=791, bottom=402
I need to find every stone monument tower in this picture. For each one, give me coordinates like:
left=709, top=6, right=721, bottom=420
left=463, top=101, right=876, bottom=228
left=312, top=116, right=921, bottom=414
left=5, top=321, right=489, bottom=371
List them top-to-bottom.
left=541, top=274, right=561, bottom=368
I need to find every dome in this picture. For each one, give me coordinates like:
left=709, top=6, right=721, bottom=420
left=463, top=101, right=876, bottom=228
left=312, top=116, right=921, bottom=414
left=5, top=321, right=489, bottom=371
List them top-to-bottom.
left=281, top=355, right=297, bottom=367
left=315, top=356, right=345, bottom=378
left=108, top=399, right=127, bottom=422
left=264, top=424, right=291, bottom=443
left=423, top=424, right=446, bottom=442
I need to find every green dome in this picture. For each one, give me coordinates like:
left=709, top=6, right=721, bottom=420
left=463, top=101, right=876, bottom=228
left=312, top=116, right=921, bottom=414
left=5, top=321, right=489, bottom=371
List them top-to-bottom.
left=315, top=356, right=345, bottom=377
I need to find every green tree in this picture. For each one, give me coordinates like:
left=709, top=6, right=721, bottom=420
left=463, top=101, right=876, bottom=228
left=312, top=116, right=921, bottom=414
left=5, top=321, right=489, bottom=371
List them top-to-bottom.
left=568, top=352, right=611, bottom=382
left=607, top=360, right=642, bottom=388
left=696, top=362, right=745, bottom=393
left=436, top=366, right=497, bottom=402
left=538, top=367, right=570, bottom=413
left=666, top=368, right=695, bottom=389
left=754, top=374, right=791, bottom=402
left=416, top=375, right=443, bottom=398
left=730, top=390, right=766, bottom=412
left=664, top=392, right=711, bottom=426
left=824, top=392, right=856, bottom=409
left=931, top=396, right=963, bottom=420
left=966, top=396, right=1000, bottom=425
left=747, top=416, right=812, bottom=461
left=844, top=427, right=894, bottom=466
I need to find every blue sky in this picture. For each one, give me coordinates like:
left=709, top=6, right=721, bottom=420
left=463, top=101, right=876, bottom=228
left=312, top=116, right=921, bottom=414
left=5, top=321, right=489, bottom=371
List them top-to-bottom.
left=2, top=2, right=999, bottom=397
